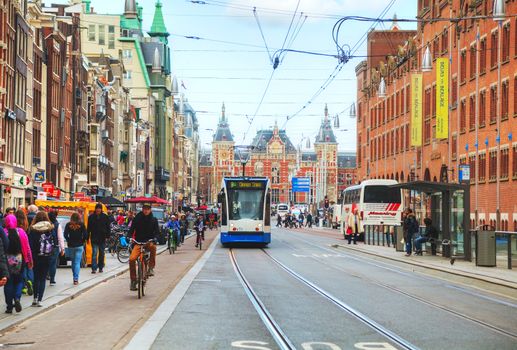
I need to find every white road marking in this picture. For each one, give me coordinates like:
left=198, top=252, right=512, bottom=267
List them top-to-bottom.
left=124, top=238, right=219, bottom=350
left=194, top=278, right=222, bottom=282
left=231, top=340, right=273, bottom=349
left=301, top=342, right=342, bottom=349
left=354, top=342, right=398, bottom=349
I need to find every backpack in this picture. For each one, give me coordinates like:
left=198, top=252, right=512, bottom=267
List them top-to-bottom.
left=39, top=232, right=55, bottom=256
left=6, top=253, right=23, bottom=275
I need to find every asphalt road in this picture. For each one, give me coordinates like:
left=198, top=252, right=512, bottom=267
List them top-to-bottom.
left=148, top=227, right=517, bottom=350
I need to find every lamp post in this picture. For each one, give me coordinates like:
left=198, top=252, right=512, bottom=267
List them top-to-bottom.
left=493, top=0, right=505, bottom=230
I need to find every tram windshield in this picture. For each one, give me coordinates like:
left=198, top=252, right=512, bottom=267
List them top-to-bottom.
left=228, top=189, right=264, bottom=220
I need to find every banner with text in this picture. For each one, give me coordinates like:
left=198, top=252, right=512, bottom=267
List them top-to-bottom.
left=436, top=58, right=449, bottom=139
left=410, top=73, right=423, bottom=146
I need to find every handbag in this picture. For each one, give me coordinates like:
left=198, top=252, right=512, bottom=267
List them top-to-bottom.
left=346, top=227, right=352, bottom=235
left=7, top=253, right=23, bottom=275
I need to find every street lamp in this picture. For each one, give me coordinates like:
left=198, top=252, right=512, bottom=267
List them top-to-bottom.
left=421, top=46, right=432, bottom=72
left=377, top=77, right=386, bottom=98
left=349, top=102, right=356, bottom=118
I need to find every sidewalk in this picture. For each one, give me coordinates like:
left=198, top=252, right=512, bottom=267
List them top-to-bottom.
left=294, top=226, right=517, bottom=290
left=0, top=232, right=195, bottom=333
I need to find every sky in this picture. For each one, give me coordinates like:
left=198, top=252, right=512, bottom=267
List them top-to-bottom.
left=51, top=0, right=417, bottom=151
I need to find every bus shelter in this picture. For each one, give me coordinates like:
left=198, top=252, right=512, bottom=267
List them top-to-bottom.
left=390, top=181, right=470, bottom=260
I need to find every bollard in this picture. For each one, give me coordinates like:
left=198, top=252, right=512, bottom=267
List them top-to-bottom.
left=367, top=225, right=371, bottom=245
left=381, top=225, right=385, bottom=246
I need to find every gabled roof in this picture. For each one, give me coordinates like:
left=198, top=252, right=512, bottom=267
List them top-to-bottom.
left=213, top=103, right=234, bottom=142
left=315, top=104, right=337, bottom=144
left=250, top=129, right=296, bottom=153
left=199, top=150, right=212, bottom=166
left=301, top=151, right=317, bottom=162
left=337, top=152, right=356, bottom=168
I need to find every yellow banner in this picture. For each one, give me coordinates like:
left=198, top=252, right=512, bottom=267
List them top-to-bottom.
left=436, top=58, right=449, bottom=139
left=411, top=74, right=423, bottom=147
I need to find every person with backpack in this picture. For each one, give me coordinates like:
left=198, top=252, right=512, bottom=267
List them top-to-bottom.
left=87, top=204, right=110, bottom=274
left=15, top=210, right=33, bottom=297
left=27, top=211, right=55, bottom=307
left=47, top=211, right=65, bottom=285
left=64, top=213, right=88, bottom=285
left=3, top=214, right=33, bottom=313
left=0, top=236, right=8, bottom=288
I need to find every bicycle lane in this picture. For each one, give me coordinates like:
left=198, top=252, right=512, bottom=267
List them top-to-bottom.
left=0, top=230, right=219, bottom=350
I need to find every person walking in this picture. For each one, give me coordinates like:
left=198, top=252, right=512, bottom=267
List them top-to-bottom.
left=87, top=204, right=110, bottom=274
left=26, top=205, right=38, bottom=225
left=346, top=208, right=363, bottom=244
left=403, top=209, right=419, bottom=256
left=15, top=210, right=33, bottom=297
left=27, top=211, right=55, bottom=307
left=47, top=211, right=65, bottom=285
left=64, top=213, right=88, bottom=285
left=306, top=213, right=313, bottom=228
left=3, top=214, right=33, bottom=313
left=276, top=214, right=282, bottom=227
left=0, top=233, right=8, bottom=288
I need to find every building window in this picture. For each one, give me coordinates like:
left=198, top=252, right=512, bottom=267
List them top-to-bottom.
left=502, top=23, right=510, bottom=62
left=88, top=25, right=95, bottom=41
left=98, top=25, right=105, bottom=45
left=108, top=25, right=115, bottom=49
left=441, top=29, right=448, bottom=53
left=490, top=30, right=498, bottom=69
left=433, top=37, right=439, bottom=59
left=480, top=38, right=486, bottom=74
left=469, top=44, right=476, bottom=79
left=123, top=49, right=132, bottom=59
left=460, top=49, right=467, bottom=83
left=123, top=70, right=132, bottom=80
left=452, top=77, right=458, bottom=107
left=514, top=77, right=517, bottom=117
left=502, top=80, right=508, bottom=120
left=405, top=85, right=410, bottom=112
left=431, top=85, right=436, bottom=117
left=490, top=86, right=497, bottom=123
left=424, top=88, right=431, bottom=118
left=479, top=90, right=486, bottom=127
left=469, top=95, right=475, bottom=130
left=460, top=99, right=466, bottom=133
left=424, top=119, right=431, bottom=144
left=405, top=124, right=410, bottom=151
left=90, top=125, right=98, bottom=151
left=452, top=134, right=457, bottom=160
left=512, top=145, right=517, bottom=179
left=500, top=148, right=509, bottom=179
left=489, top=150, right=497, bottom=181
left=479, top=153, right=486, bottom=182
left=469, top=155, right=476, bottom=184
left=90, top=157, right=98, bottom=183
left=254, top=162, right=263, bottom=176
left=272, top=163, right=280, bottom=184
left=272, top=189, right=279, bottom=203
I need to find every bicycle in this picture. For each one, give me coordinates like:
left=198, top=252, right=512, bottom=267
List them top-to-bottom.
left=195, top=228, right=204, bottom=250
left=167, top=229, right=179, bottom=254
left=117, top=235, right=131, bottom=263
left=131, top=239, right=155, bottom=299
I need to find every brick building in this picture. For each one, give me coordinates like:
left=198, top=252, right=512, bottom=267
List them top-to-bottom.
left=355, top=0, right=517, bottom=230
left=211, top=104, right=356, bottom=208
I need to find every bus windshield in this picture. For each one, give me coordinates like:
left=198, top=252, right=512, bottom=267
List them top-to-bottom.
left=363, top=185, right=401, bottom=204
left=228, top=189, right=264, bottom=220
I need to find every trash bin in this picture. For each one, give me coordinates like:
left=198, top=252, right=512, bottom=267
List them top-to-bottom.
left=394, top=226, right=404, bottom=252
left=476, top=229, right=496, bottom=267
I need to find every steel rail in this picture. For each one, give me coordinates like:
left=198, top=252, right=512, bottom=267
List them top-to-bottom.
left=276, top=233, right=517, bottom=340
left=260, top=248, right=419, bottom=350
left=229, top=249, right=296, bottom=350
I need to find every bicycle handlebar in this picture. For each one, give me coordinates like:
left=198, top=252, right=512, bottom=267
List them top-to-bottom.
left=130, top=238, right=157, bottom=245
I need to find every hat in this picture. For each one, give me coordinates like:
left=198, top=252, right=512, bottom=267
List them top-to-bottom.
left=142, top=203, right=152, bottom=209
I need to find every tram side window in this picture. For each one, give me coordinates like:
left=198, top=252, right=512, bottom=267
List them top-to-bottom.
left=218, top=190, right=227, bottom=225
left=265, top=191, right=271, bottom=226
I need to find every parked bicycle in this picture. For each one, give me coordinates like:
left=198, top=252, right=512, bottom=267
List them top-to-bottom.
left=131, top=238, right=155, bottom=299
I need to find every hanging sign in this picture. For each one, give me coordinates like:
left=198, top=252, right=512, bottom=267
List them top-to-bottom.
left=436, top=58, right=449, bottom=139
left=410, top=74, right=423, bottom=146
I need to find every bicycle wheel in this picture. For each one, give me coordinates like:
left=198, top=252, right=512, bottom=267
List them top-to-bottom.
left=198, top=234, right=202, bottom=250
left=167, top=235, right=172, bottom=255
left=117, top=246, right=130, bottom=263
left=137, top=259, right=143, bottom=299
left=141, top=261, right=146, bottom=297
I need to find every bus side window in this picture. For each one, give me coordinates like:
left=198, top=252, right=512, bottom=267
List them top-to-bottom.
left=265, top=191, right=271, bottom=226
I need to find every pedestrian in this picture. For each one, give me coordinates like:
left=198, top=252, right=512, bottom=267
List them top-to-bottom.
left=87, top=203, right=110, bottom=274
left=346, top=208, right=363, bottom=244
left=403, top=209, right=419, bottom=256
left=15, top=210, right=33, bottom=296
left=125, top=210, right=135, bottom=227
left=27, top=211, right=55, bottom=307
left=47, top=211, right=65, bottom=285
left=116, top=211, right=125, bottom=226
left=306, top=212, right=313, bottom=228
left=64, top=213, right=88, bottom=285
left=3, top=214, right=33, bottom=313
left=179, top=214, right=188, bottom=243
left=276, top=214, right=282, bottom=227
left=414, top=217, right=439, bottom=255
left=0, top=233, right=8, bottom=288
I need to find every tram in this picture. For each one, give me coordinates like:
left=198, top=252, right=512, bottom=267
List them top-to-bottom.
left=218, top=177, right=271, bottom=245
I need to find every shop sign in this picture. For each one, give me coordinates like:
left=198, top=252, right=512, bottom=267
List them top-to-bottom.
left=34, top=171, right=45, bottom=182
left=42, top=182, right=55, bottom=193
left=51, top=189, right=61, bottom=198
left=37, top=192, right=47, bottom=200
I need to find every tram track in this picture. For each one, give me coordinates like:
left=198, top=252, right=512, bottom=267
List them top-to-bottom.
left=273, top=233, right=517, bottom=342
left=230, top=247, right=418, bottom=350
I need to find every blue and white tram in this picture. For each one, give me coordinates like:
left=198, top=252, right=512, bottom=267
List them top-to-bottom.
left=218, top=177, right=271, bottom=245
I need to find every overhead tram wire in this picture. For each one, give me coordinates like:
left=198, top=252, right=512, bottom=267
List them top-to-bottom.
left=281, top=0, right=398, bottom=128
left=254, top=7, right=273, bottom=62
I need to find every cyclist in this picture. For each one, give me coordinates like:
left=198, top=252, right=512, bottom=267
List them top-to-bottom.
left=128, top=204, right=159, bottom=291
left=194, top=214, right=205, bottom=248
left=166, top=215, right=181, bottom=247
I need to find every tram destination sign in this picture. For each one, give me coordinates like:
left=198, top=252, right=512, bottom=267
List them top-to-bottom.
left=228, top=181, right=266, bottom=189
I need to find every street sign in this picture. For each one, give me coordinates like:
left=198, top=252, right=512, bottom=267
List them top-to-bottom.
left=459, top=164, right=470, bottom=183
left=34, top=171, right=45, bottom=182
left=292, top=177, right=310, bottom=193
